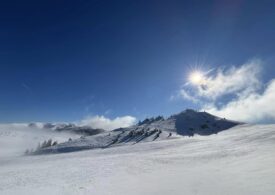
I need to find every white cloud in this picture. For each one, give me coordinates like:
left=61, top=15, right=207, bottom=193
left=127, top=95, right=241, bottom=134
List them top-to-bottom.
left=177, top=59, right=275, bottom=123
left=180, top=59, right=262, bottom=100
left=201, top=60, right=261, bottom=99
left=204, top=79, right=275, bottom=123
left=179, top=89, right=199, bottom=103
left=170, top=90, right=199, bottom=103
left=80, top=115, right=137, bottom=130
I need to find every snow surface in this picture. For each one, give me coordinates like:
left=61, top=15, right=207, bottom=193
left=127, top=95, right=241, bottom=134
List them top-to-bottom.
left=0, top=124, right=275, bottom=195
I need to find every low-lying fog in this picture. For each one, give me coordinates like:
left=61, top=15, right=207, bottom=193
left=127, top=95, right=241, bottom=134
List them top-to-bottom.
left=0, top=124, right=79, bottom=158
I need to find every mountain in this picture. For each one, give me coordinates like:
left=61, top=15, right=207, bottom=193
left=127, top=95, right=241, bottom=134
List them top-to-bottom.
left=32, top=109, right=241, bottom=154
left=134, top=109, right=241, bottom=136
left=1, top=112, right=274, bottom=195
left=2, top=124, right=275, bottom=194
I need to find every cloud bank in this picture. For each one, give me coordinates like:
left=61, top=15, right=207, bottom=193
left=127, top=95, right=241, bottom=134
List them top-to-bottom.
left=177, top=59, right=275, bottom=123
left=205, top=79, right=275, bottom=123
left=80, top=115, right=137, bottom=130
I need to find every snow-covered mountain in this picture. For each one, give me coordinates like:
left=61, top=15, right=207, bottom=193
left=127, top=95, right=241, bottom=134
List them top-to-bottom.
left=33, top=109, right=241, bottom=154
left=134, top=109, right=241, bottom=136
left=0, top=110, right=274, bottom=195
left=1, top=123, right=274, bottom=195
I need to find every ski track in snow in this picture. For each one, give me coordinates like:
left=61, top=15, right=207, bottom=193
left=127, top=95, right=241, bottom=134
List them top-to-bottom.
left=0, top=124, right=275, bottom=195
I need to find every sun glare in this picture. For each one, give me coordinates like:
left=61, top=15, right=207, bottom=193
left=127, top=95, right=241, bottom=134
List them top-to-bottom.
left=189, top=71, right=204, bottom=85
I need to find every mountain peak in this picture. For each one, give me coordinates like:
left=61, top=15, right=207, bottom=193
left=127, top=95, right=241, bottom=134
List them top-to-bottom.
left=139, top=109, right=241, bottom=136
left=168, top=109, right=240, bottom=136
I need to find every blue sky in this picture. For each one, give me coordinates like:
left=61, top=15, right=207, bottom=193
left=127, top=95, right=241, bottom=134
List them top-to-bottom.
left=0, top=0, right=275, bottom=124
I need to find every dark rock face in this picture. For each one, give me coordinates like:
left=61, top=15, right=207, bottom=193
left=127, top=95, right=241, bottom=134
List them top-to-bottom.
left=172, top=109, right=241, bottom=136
left=138, top=116, right=164, bottom=125
left=28, top=122, right=105, bottom=136
left=53, top=124, right=105, bottom=136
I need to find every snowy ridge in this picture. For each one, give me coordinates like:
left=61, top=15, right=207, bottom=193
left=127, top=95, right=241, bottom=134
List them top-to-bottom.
left=33, top=109, right=241, bottom=154
left=134, top=109, right=241, bottom=135
left=34, top=128, right=176, bottom=154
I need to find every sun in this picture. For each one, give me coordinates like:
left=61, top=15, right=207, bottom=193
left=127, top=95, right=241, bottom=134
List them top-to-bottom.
left=189, top=71, right=204, bottom=85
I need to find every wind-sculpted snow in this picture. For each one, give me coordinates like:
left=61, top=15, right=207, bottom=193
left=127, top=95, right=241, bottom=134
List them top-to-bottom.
left=0, top=124, right=274, bottom=195
left=33, top=128, right=176, bottom=154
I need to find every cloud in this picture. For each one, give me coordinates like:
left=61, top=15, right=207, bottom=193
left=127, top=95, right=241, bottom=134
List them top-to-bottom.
left=176, top=59, right=275, bottom=123
left=180, top=59, right=262, bottom=100
left=202, top=60, right=261, bottom=99
left=204, top=79, right=275, bottom=123
left=178, top=89, right=199, bottom=103
left=170, top=90, right=198, bottom=103
left=80, top=115, right=137, bottom=130
left=0, top=123, right=78, bottom=158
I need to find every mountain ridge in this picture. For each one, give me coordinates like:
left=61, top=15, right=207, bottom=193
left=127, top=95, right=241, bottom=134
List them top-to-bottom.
left=31, top=109, right=242, bottom=155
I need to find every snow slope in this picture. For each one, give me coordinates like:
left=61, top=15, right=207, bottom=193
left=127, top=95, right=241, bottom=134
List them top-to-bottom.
left=0, top=124, right=274, bottom=195
left=34, top=128, right=177, bottom=154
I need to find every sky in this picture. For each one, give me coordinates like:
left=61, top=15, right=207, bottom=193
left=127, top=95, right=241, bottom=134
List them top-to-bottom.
left=0, top=0, right=275, bottom=126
